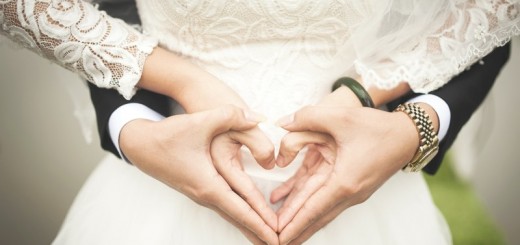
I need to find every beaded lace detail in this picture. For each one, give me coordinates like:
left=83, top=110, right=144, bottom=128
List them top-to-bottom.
left=0, top=0, right=158, bottom=99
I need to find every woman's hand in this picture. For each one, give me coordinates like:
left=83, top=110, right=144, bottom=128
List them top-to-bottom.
left=138, top=47, right=249, bottom=113
left=120, top=105, right=278, bottom=245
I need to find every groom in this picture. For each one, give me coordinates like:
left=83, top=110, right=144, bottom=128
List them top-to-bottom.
left=88, top=0, right=511, bottom=243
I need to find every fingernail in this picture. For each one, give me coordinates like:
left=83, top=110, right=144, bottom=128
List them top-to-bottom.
left=244, top=110, right=267, bottom=123
left=276, top=114, right=294, bottom=127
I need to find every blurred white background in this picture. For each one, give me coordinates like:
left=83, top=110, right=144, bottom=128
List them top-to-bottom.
left=1, top=38, right=519, bottom=245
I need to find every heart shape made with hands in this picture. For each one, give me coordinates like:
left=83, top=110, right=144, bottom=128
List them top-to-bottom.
left=206, top=87, right=406, bottom=243
left=210, top=123, right=337, bottom=235
left=271, top=131, right=337, bottom=233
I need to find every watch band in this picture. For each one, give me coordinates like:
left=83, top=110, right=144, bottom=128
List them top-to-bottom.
left=394, top=103, right=439, bottom=172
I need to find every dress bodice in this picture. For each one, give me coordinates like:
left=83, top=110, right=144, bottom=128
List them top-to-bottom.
left=134, top=0, right=520, bottom=180
left=136, top=0, right=360, bottom=120
left=136, top=0, right=367, bottom=180
left=136, top=0, right=520, bottom=94
left=136, top=0, right=360, bottom=65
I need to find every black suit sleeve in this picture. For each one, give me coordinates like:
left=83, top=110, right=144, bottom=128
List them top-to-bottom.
left=88, top=1, right=171, bottom=158
left=388, top=43, right=511, bottom=175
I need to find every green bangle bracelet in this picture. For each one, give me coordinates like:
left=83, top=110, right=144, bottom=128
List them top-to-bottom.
left=332, top=77, right=375, bottom=108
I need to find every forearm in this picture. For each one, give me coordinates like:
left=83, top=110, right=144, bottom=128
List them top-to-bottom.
left=0, top=0, right=156, bottom=99
left=0, top=1, right=243, bottom=111
left=137, top=47, right=246, bottom=113
left=326, top=80, right=410, bottom=108
left=368, top=83, right=411, bottom=107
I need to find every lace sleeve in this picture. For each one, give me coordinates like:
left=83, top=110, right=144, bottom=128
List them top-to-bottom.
left=0, top=0, right=158, bottom=99
left=353, top=0, right=520, bottom=93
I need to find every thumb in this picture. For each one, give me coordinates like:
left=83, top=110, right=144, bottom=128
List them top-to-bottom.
left=198, top=105, right=265, bottom=138
left=276, top=106, right=338, bottom=134
left=227, top=128, right=276, bottom=169
left=276, top=131, right=333, bottom=167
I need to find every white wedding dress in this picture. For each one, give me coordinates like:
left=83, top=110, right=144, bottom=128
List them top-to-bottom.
left=1, top=0, right=519, bottom=244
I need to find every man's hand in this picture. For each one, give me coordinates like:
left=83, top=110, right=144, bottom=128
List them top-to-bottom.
left=271, top=104, right=425, bottom=245
left=119, top=105, right=278, bottom=245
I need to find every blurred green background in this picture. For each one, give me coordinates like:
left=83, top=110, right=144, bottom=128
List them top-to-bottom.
left=426, top=157, right=505, bottom=245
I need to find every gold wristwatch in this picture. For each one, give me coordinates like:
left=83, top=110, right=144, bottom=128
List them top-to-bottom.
left=394, top=103, right=439, bottom=172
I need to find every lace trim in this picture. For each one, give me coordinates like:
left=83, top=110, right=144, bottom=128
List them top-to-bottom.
left=0, top=0, right=158, bottom=99
left=355, top=0, right=520, bottom=93
left=356, top=23, right=519, bottom=93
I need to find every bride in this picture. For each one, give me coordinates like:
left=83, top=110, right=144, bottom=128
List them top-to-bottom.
left=1, top=0, right=519, bottom=244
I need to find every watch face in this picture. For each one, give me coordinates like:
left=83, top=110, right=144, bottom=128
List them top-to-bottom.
left=405, top=146, right=439, bottom=172
left=416, top=147, right=440, bottom=170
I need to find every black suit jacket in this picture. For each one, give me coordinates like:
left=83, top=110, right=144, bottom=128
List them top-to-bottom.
left=88, top=1, right=511, bottom=175
left=388, top=44, right=510, bottom=174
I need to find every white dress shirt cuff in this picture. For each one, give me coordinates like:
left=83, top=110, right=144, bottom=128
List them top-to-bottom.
left=407, top=94, right=451, bottom=141
left=108, top=103, right=166, bottom=161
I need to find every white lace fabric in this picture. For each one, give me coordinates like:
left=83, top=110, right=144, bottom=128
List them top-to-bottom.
left=0, top=0, right=158, bottom=99
left=139, top=0, right=519, bottom=95
left=353, top=0, right=520, bottom=93
left=1, top=1, right=519, bottom=98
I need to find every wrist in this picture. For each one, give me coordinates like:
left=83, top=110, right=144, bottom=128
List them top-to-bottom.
left=350, top=75, right=410, bottom=107
left=331, top=77, right=373, bottom=108
left=178, top=81, right=248, bottom=113
left=366, top=82, right=410, bottom=107
left=323, top=86, right=364, bottom=107
left=109, top=103, right=165, bottom=161
left=118, top=118, right=178, bottom=184
left=119, top=118, right=156, bottom=165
